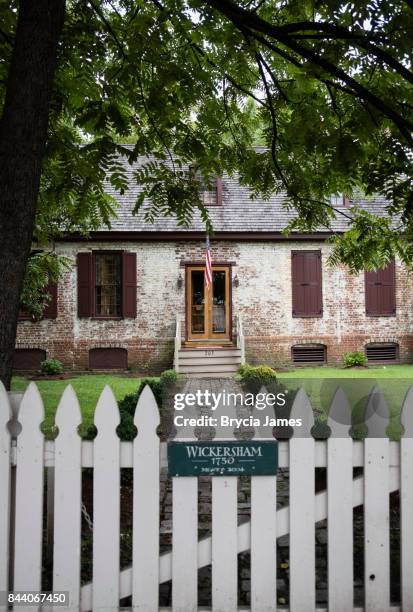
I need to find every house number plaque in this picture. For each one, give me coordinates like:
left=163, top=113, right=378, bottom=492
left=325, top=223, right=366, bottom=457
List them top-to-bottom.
left=167, top=440, right=278, bottom=476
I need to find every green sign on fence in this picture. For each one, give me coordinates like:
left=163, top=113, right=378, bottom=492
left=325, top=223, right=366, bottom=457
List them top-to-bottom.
left=168, top=440, right=278, bottom=476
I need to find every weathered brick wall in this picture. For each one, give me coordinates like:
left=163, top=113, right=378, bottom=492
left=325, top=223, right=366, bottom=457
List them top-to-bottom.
left=15, top=239, right=413, bottom=371
left=232, top=241, right=413, bottom=366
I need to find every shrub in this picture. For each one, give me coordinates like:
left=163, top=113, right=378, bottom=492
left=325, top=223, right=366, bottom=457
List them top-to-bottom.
left=343, top=351, right=367, bottom=368
left=40, top=358, right=64, bottom=375
left=237, top=364, right=278, bottom=393
left=160, top=368, right=179, bottom=388
left=84, top=370, right=178, bottom=440
left=139, top=376, right=163, bottom=405
left=84, top=389, right=142, bottom=441
left=117, top=391, right=140, bottom=417
left=116, top=412, right=137, bottom=441
left=82, top=424, right=97, bottom=441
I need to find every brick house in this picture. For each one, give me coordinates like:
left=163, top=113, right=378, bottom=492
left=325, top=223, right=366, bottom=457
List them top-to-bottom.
left=13, top=159, right=413, bottom=374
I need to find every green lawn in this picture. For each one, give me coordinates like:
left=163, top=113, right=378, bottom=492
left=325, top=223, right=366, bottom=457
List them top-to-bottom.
left=11, top=364, right=413, bottom=439
left=278, top=365, right=413, bottom=439
left=279, top=365, right=413, bottom=378
left=11, top=375, right=144, bottom=437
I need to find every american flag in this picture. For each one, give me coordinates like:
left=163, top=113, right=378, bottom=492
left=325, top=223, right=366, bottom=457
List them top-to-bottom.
left=205, top=234, right=212, bottom=288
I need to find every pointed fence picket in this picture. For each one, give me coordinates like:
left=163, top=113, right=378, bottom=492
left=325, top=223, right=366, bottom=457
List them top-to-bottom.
left=1, top=381, right=413, bottom=611
left=0, top=382, right=11, bottom=609
left=13, top=383, right=44, bottom=596
left=53, top=385, right=82, bottom=611
left=132, top=385, right=160, bottom=610
left=92, top=386, right=120, bottom=611
left=364, top=387, right=390, bottom=610
left=289, top=388, right=315, bottom=611
left=327, top=388, right=354, bottom=612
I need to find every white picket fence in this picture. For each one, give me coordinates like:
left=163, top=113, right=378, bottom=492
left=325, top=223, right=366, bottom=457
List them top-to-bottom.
left=0, top=380, right=413, bottom=611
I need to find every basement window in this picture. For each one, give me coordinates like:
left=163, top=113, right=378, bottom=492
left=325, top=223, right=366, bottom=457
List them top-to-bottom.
left=365, top=343, right=399, bottom=364
left=292, top=344, right=326, bottom=365
left=89, top=348, right=128, bottom=370
left=13, top=349, right=47, bottom=371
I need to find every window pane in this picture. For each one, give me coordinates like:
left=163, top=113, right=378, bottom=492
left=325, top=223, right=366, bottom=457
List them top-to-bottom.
left=195, top=171, right=217, bottom=205
left=202, top=188, right=216, bottom=206
left=330, top=193, right=345, bottom=207
left=95, top=254, right=121, bottom=316
left=191, top=270, right=205, bottom=333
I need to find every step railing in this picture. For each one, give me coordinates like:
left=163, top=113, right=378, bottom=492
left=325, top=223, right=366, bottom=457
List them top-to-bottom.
left=236, top=313, right=246, bottom=364
left=174, top=314, right=182, bottom=372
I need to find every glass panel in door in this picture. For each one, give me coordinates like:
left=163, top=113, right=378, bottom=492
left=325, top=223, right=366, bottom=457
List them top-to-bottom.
left=190, top=270, right=205, bottom=334
left=212, top=270, right=226, bottom=333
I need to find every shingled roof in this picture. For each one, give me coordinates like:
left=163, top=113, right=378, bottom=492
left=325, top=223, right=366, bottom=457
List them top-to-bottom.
left=100, top=153, right=390, bottom=235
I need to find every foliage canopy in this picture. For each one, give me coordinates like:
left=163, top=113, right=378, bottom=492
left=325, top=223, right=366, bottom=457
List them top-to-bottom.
left=2, top=0, right=413, bottom=289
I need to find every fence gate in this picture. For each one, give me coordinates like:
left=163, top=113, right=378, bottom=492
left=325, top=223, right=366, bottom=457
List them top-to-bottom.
left=0, top=381, right=412, bottom=611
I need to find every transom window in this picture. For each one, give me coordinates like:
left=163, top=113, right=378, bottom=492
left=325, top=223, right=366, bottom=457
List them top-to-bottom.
left=95, top=254, right=121, bottom=317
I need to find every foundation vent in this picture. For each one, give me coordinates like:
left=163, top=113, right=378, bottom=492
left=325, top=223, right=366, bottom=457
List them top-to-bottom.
left=365, top=343, right=399, bottom=363
left=292, top=344, right=326, bottom=365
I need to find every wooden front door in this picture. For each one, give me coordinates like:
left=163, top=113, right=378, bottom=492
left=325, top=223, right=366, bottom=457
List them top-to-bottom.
left=186, top=266, right=231, bottom=342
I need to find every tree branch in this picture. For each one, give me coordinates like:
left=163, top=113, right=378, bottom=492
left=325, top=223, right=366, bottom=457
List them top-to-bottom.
left=88, top=0, right=127, bottom=59
left=204, top=0, right=413, bottom=144
left=207, top=0, right=413, bottom=144
left=207, top=4, right=413, bottom=86
left=190, top=40, right=268, bottom=108
left=255, top=51, right=282, bottom=180
left=256, top=51, right=290, bottom=102
left=255, top=52, right=354, bottom=225
left=135, top=66, right=176, bottom=172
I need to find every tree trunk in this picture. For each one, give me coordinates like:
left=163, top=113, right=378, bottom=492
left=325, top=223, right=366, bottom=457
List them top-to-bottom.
left=0, top=0, right=65, bottom=389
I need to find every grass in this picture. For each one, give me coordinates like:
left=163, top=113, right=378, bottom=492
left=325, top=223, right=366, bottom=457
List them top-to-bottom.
left=10, top=364, right=413, bottom=439
left=277, top=365, right=413, bottom=439
left=279, top=365, right=413, bottom=378
left=11, top=375, right=144, bottom=437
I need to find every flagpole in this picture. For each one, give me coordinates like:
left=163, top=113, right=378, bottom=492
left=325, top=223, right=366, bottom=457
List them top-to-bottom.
left=205, top=232, right=212, bottom=336
left=205, top=232, right=212, bottom=291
